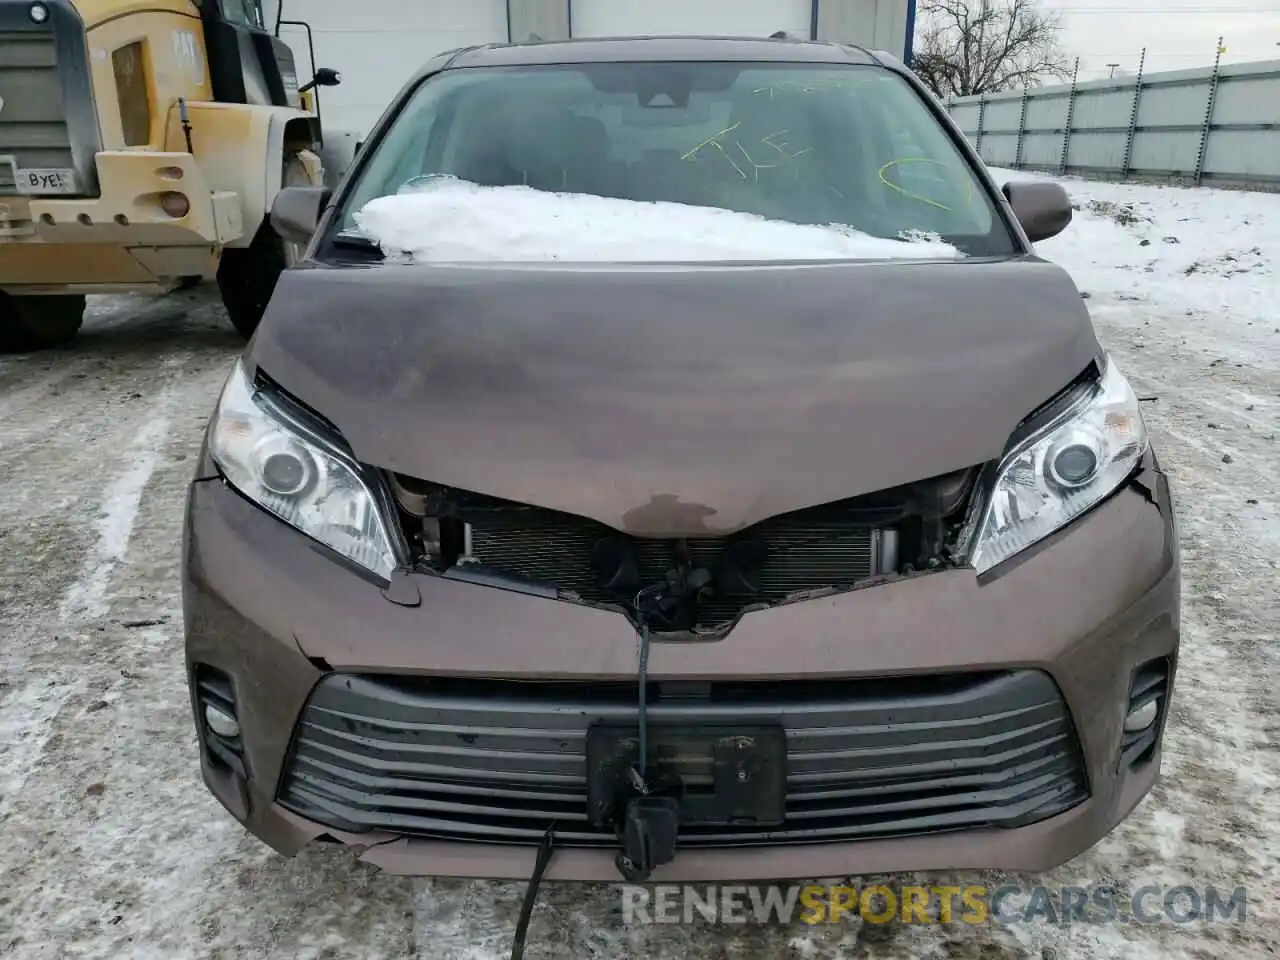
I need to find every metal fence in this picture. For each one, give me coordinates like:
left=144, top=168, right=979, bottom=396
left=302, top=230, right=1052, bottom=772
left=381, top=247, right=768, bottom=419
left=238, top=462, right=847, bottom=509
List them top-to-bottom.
left=941, top=56, right=1280, bottom=190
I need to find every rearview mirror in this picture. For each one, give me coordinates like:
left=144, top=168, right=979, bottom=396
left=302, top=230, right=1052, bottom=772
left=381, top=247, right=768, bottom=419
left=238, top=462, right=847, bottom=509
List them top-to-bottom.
left=298, top=67, right=342, bottom=95
left=1002, top=180, right=1072, bottom=243
left=270, top=186, right=330, bottom=244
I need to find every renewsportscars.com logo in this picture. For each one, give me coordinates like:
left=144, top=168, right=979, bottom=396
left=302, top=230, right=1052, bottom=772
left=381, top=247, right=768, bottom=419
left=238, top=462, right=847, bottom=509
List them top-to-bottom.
left=621, top=883, right=1250, bottom=927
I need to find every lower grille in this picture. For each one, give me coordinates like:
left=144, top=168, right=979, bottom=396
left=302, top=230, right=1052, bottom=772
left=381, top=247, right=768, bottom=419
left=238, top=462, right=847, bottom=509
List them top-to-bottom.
left=277, top=671, right=1089, bottom=848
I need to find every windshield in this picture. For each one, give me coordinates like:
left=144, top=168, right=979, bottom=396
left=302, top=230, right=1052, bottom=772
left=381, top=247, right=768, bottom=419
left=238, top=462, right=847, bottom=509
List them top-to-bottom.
left=220, top=0, right=266, bottom=30
left=336, top=62, right=1015, bottom=257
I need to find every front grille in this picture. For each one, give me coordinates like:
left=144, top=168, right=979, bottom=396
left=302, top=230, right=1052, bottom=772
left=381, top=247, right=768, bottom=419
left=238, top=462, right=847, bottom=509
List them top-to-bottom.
left=0, top=30, right=74, bottom=194
left=461, top=500, right=887, bottom=628
left=278, top=671, right=1089, bottom=848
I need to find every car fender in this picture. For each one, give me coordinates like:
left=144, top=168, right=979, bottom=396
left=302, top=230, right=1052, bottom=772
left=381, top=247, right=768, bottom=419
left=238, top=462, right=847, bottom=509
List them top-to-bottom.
left=165, top=102, right=324, bottom=249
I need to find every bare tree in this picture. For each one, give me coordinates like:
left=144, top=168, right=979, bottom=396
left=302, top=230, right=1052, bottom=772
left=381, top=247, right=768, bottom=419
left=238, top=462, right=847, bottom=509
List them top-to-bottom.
left=911, top=0, right=1073, bottom=99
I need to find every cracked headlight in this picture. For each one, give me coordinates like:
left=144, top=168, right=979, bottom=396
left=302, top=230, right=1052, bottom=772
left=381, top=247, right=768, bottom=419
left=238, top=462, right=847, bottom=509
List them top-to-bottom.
left=969, top=356, right=1149, bottom=574
left=208, top=359, right=400, bottom=579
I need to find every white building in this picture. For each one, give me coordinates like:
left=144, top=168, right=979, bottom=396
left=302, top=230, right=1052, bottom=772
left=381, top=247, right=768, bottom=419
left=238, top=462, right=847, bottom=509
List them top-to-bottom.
left=266, top=0, right=917, bottom=137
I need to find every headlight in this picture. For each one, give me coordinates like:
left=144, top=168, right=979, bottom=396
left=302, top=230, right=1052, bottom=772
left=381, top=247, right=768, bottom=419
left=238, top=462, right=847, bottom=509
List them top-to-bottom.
left=969, top=356, right=1148, bottom=574
left=208, top=359, right=401, bottom=579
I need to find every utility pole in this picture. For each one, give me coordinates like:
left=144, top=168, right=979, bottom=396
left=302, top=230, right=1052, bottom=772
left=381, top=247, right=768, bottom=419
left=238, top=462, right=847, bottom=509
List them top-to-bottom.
left=1107, top=63, right=1120, bottom=78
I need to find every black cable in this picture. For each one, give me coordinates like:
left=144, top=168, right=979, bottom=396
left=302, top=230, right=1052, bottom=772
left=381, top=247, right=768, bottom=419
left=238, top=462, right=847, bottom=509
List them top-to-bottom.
left=630, top=586, right=663, bottom=792
left=612, top=588, right=682, bottom=882
left=637, top=619, right=651, bottom=782
left=510, top=822, right=556, bottom=960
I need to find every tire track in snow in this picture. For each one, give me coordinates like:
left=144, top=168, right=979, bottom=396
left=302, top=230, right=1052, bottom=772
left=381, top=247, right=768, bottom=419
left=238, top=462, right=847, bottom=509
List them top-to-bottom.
left=0, top=307, right=422, bottom=959
left=0, top=363, right=82, bottom=424
left=57, top=400, right=177, bottom=623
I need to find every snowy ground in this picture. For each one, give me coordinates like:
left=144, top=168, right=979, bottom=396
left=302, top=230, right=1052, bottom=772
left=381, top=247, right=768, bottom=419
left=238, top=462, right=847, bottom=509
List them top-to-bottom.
left=1, top=172, right=1277, bottom=959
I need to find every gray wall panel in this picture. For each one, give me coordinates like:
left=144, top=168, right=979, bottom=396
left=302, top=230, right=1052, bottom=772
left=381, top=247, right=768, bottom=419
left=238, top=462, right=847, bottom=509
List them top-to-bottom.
left=943, top=59, right=1280, bottom=188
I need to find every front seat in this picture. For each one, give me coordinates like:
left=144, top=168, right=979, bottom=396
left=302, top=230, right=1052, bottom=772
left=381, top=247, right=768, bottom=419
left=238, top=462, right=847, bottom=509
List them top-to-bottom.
left=450, top=111, right=524, bottom=188
left=562, top=115, right=629, bottom=199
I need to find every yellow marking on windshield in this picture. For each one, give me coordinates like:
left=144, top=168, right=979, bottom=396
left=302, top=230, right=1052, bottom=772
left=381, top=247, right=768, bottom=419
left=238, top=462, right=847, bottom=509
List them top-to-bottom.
left=752, top=75, right=891, bottom=100
left=680, top=121, right=744, bottom=161
left=682, top=121, right=820, bottom=183
left=761, top=130, right=811, bottom=162
left=761, top=130, right=789, bottom=155
left=736, top=141, right=783, bottom=180
left=723, top=147, right=748, bottom=179
left=877, top=157, right=974, bottom=212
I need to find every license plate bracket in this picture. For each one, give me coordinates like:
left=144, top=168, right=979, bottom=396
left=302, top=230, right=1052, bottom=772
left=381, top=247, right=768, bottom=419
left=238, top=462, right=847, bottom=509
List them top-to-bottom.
left=586, top=723, right=786, bottom=829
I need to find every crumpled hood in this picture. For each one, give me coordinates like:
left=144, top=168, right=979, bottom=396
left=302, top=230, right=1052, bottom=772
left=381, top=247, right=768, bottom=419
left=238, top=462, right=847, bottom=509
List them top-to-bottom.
left=248, top=257, right=1100, bottom=535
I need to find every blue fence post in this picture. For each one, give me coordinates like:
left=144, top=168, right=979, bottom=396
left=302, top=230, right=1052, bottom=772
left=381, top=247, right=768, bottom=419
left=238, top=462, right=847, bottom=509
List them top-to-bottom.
left=902, top=0, right=917, bottom=65
left=1194, top=37, right=1224, bottom=186
left=1121, top=48, right=1146, bottom=179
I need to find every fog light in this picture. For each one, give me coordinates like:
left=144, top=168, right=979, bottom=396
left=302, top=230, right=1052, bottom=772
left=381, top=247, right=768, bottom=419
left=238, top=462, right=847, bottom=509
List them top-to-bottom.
left=29, top=2, right=49, bottom=23
left=159, top=191, right=190, bottom=218
left=1123, top=698, right=1158, bottom=733
left=204, top=703, right=240, bottom=739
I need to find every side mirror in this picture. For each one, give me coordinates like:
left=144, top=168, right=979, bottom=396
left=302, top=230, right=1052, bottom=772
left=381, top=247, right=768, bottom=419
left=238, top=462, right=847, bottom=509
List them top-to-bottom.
left=298, top=67, right=342, bottom=95
left=1002, top=180, right=1072, bottom=243
left=270, top=186, right=330, bottom=244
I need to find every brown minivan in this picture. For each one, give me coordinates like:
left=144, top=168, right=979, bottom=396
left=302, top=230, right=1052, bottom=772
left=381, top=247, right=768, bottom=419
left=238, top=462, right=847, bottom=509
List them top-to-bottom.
left=183, top=37, right=1179, bottom=889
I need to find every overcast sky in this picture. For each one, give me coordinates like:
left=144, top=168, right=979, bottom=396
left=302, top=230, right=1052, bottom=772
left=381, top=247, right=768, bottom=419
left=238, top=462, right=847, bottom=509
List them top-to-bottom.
left=1041, top=0, right=1280, bottom=79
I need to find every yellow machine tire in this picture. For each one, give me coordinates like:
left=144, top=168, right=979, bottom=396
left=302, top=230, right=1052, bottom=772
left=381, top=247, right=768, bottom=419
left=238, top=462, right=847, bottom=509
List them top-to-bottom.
left=217, top=156, right=310, bottom=341
left=0, top=293, right=86, bottom=353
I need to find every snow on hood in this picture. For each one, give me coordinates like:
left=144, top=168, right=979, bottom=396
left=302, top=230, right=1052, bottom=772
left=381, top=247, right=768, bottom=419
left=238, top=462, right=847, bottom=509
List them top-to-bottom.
left=350, top=176, right=962, bottom=263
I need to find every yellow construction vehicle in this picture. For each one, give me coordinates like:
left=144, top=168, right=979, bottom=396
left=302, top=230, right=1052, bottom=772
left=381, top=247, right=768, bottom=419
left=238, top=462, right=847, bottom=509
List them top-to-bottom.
left=0, top=0, right=341, bottom=350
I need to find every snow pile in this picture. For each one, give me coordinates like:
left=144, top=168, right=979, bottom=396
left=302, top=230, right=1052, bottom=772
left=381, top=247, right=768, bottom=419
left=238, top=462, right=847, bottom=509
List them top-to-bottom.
left=988, top=166, right=1279, bottom=369
left=351, top=176, right=961, bottom=263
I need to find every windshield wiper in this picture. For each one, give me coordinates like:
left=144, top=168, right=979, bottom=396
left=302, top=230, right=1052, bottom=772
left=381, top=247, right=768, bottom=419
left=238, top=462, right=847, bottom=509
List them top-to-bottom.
left=332, top=229, right=380, bottom=250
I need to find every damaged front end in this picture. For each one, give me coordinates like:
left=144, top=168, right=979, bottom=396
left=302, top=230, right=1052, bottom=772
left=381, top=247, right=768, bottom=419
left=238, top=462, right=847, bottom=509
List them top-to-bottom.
left=224, top=239, right=1120, bottom=906
left=212, top=350, right=1131, bottom=888
left=381, top=465, right=984, bottom=879
left=387, top=466, right=980, bottom=638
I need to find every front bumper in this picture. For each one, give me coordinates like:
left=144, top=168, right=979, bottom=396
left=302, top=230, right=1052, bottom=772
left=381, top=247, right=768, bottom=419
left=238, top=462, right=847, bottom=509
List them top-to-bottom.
left=0, top=152, right=242, bottom=292
left=183, top=457, right=1179, bottom=881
